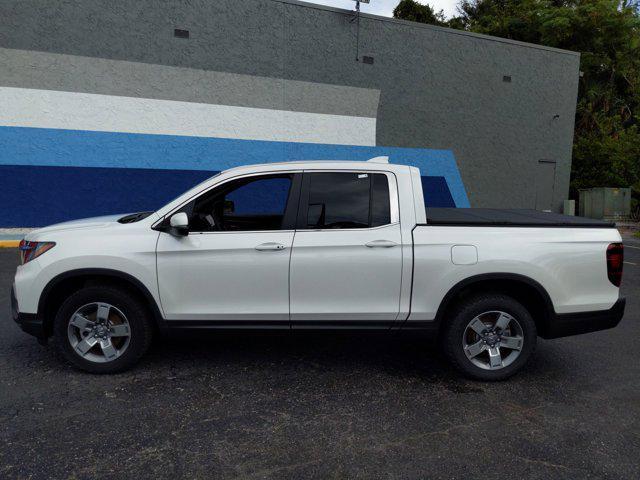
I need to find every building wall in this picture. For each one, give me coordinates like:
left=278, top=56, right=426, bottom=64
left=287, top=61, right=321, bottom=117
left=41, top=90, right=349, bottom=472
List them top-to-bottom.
left=0, top=0, right=580, bottom=227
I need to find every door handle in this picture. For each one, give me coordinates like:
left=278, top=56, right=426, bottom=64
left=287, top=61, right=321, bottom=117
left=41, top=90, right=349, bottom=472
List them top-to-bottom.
left=365, top=240, right=398, bottom=248
left=255, top=242, right=286, bottom=251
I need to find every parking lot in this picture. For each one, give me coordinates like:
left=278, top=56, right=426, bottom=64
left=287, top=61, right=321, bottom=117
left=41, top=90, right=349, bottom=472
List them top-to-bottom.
left=1, top=239, right=639, bottom=479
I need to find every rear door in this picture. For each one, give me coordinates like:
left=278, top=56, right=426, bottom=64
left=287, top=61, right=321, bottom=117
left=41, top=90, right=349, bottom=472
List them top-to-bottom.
left=289, top=171, right=403, bottom=326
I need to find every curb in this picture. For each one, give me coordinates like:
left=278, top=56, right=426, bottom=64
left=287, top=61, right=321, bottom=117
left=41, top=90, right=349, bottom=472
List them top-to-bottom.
left=0, top=240, right=20, bottom=248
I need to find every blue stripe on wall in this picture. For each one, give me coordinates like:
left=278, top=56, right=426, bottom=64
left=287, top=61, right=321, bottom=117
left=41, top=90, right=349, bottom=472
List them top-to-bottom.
left=0, top=126, right=469, bottom=202
left=0, top=126, right=467, bottom=226
left=0, top=165, right=455, bottom=226
left=0, top=165, right=214, bottom=227
left=422, top=176, right=455, bottom=208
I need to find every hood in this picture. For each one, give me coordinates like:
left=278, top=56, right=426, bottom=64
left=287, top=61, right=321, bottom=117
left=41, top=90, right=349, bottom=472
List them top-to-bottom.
left=25, top=214, right=134, bottom=240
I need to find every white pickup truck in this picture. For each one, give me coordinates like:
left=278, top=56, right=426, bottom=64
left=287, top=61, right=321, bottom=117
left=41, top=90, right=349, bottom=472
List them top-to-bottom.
left=11, top=157, right=625, bottom=380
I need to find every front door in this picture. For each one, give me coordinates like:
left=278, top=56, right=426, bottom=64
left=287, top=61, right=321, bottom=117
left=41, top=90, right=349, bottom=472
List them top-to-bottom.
left=289, top=171, right=403, bottom=325
left=156, top=172, right=301, bottom=323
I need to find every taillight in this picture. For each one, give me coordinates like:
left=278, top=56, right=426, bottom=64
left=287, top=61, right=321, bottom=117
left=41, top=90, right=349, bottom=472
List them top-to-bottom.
left=18, top=240, right=56, bottom=265
left=606, top=243, right=623, bottom=287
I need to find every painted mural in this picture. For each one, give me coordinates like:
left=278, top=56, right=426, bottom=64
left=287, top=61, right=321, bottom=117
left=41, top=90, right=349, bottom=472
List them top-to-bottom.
left=0, top=47, right=469, bottom=227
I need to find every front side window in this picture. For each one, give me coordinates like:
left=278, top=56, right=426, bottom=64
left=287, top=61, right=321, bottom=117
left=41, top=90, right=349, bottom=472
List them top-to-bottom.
left=304, top=172, right=391, bottom=229
left=188, top=174, right=293, bottom=231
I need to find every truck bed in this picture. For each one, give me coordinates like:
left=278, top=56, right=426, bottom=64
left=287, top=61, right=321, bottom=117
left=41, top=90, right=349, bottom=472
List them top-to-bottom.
left=424, top=208, right=615, bottom=228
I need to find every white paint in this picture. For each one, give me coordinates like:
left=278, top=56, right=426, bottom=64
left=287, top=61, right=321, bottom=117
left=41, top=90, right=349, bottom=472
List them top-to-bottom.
left=0, top=86, right=377, bottom=146
left=290, top=224, right=403, bottom=321
left=411, top=225, right=622, bottom=319
left=157, top=230, right=295, bottom=320
left=451, top=245, right=478, bottom=265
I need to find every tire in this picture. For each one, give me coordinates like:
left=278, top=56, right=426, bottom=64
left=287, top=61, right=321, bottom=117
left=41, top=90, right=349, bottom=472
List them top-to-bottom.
left=51, top=285, right=153, bottom=373
left=442, top=293, right=537, bottom=381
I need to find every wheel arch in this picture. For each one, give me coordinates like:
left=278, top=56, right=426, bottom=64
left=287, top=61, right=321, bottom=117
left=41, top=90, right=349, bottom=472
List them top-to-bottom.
left=38, top=268, right=166, bottom=337
left=434, top=273, right=555, bottom=337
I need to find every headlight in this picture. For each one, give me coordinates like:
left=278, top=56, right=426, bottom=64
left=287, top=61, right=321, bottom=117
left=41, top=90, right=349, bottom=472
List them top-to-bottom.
left=18, top=240, right=56, bottom=265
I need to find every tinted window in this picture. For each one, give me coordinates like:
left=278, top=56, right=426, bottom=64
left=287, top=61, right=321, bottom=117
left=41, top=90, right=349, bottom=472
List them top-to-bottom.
left=305, top=172, right=391, bottom=229
left=190, top=175, right=292, bottom=231
left=226, top=177, right=291, bottom=214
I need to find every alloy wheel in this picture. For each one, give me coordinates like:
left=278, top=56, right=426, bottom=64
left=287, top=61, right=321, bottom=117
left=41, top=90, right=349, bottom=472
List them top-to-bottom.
left=67, top=302, right=131, bottom=363
left=462, top=310, right=524, bottom=370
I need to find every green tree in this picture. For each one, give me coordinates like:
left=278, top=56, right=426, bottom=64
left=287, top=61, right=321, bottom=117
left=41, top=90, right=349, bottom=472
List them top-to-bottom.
left=393, top=0, right=447, bottom=26
left=396, top=0, right=640, bottom=202
left=453, top=0, right=544, bottom=43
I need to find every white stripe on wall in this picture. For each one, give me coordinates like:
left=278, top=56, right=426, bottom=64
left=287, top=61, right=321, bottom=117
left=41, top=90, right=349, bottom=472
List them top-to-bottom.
left=0, top=87, right=377, bottom=146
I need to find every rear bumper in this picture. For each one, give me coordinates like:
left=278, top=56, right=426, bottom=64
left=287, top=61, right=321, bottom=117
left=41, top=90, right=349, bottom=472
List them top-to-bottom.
left=11, top=285, right=45, bottom=339
left=542, top=297, right=626, bottom=339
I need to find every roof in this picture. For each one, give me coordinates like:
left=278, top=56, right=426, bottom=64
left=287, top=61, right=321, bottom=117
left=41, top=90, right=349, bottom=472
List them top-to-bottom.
left=273, top=0, right=579, bottom=57
left=221, top=157, right=402, bottom=174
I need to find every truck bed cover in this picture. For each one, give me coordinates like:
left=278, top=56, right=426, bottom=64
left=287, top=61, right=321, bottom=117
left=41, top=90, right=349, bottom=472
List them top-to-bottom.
left=424, top=208, right=616, bottom=228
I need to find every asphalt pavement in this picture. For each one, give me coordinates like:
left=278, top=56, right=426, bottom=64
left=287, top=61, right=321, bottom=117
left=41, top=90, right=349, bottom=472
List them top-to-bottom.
left=0, top=240, right=639, bottom=479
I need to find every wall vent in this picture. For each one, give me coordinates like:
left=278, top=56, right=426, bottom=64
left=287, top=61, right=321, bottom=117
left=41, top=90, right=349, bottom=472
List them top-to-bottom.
left=174, top=29, right=190, bottom=39
left=362, top=56, right=374, bottom=65
left=503, top=75, right=512, bottom=82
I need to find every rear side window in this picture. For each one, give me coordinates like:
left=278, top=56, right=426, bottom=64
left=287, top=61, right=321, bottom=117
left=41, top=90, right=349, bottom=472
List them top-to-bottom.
left=304, top=172, right=391, bottom=229
left=371, top=173, right=391, bottom=227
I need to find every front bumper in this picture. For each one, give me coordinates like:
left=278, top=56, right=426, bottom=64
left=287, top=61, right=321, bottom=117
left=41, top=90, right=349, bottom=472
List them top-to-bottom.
left=11, top=285, right=45, bottom=340
left=542, top=297, right=626, bottom=339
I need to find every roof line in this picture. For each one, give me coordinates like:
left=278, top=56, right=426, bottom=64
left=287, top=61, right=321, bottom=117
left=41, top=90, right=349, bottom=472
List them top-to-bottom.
left=272, top=0, right=580, bottom=57
left=222, top=159, right=407, bottom=171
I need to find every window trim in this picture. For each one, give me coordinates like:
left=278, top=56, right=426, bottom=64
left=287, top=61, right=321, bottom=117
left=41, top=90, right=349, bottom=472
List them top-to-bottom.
left=153, top=170, right=303, bottom=234
left=295, top=170, right=399, bottom=231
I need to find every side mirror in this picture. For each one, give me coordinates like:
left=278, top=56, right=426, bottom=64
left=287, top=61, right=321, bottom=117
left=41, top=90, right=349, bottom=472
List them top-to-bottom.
left=169, top=212, right=189, bottom=236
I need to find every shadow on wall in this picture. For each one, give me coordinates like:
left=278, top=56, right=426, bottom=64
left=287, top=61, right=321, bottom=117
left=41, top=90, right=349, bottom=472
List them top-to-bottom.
left=0, top=127, right=469, bottom=227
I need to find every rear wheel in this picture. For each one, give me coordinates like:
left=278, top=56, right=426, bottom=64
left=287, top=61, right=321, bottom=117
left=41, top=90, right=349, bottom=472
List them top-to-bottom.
left=52, top=286, right=153, bottom=373
left=442, top=294, right=537, bottom=381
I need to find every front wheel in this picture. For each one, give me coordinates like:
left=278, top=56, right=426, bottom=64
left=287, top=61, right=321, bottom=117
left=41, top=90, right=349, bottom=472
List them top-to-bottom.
left=52, top=286, right=153, bottom=373
left=442, top=294, right=537, bottom=381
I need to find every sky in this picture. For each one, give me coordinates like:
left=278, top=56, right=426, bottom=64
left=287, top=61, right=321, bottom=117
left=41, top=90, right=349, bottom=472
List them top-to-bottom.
left=305, top=0, right=459, bottom=19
